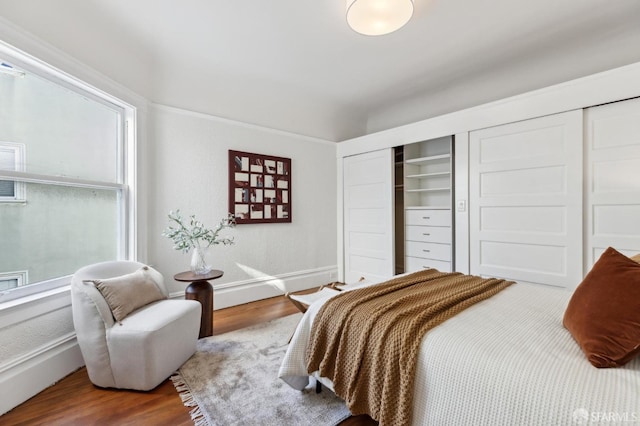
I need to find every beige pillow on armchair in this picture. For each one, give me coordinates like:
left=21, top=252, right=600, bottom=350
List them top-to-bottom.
left=86, top=266, right=167, bottom=322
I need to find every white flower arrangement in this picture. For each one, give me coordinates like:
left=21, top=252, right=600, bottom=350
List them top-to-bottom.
left=162, top=210, right=236, bottom=254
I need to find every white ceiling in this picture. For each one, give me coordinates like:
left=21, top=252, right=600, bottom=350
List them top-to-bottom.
left=1, top=0, right=640, bottom=141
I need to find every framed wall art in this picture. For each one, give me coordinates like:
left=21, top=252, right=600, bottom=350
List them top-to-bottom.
left=228, top=150, right=291, bottom=224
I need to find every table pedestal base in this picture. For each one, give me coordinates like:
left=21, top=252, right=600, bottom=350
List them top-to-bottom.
left=174, top=270, right=223, bottom=339
left=185, top=280, right=213, bottom=338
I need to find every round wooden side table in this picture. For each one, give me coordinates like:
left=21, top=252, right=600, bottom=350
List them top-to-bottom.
left=174, top=270, right=223, bottom=338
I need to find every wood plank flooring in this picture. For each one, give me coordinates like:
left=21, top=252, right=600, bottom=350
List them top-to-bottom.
left=1, top=294, right=376, bottom=426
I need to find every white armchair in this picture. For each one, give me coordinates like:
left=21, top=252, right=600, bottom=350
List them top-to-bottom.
left=71, top=261, right=201, bottom=391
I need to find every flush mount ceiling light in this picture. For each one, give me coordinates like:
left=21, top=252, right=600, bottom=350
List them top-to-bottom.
left=346, top=0, right=414, bottom=36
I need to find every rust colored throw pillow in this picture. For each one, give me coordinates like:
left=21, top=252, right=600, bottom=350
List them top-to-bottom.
left=563, top=247, right=640, bottom=368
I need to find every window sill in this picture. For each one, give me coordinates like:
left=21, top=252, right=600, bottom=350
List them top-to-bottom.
left=0, top=285, right=72, bottom=329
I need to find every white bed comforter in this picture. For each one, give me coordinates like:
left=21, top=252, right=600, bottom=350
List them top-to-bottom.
left=278, top=281, right=640, bottom=425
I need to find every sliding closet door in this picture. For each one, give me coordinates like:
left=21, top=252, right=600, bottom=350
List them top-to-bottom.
left=585, top=97, right=640, bottom=270
left=469, top=110, right=583, bottom=289
left=343, top=149, right=394, bottom=283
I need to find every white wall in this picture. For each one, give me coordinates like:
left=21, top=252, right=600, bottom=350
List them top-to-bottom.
left=148, top=105, right=338, bottom=308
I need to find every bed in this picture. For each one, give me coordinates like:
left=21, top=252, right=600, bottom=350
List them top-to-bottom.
left=279, top=259, right=640, bottom=425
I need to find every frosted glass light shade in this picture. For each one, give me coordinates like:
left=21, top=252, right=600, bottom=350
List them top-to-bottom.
left=346, top=0, right=414, bottom=36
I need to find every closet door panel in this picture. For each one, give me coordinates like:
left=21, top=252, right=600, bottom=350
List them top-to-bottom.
left=585, top=97, right=640, bottom=269
left=469, top=110, right=583, bottom=289
left=343, top=149, right=394, bottom=283
left=480, top=206, right=565, bottom=234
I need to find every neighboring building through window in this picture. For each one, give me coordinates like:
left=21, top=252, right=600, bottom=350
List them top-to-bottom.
left=0, top=46, right=135, bottom=302
left=0, top=142, right=25, bottom=201
left=0, top=271, right=28, bottom=291
left=0, top=279, right=18, bottom=291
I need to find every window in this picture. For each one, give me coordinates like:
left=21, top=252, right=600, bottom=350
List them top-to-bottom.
left=0, top=47, right=135, bottom=302
left=0, top=142, right=26, bottom=201
left=0, top=271, right=28, bottom=291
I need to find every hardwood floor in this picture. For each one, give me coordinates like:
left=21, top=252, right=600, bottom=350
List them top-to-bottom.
left=2, top=294, right=376, bottom=426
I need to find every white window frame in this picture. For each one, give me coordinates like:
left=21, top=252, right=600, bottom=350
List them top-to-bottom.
left=0, top=41, right=136, bottom=304
left=0, top=142, right=26, bottom=202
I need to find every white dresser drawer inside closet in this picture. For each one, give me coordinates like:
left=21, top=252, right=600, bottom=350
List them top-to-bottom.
left=406, top=209, right=451, bottom=227
left=406, top=225, right=452, bottom=244
left=405, top=241, right=451, bottom=261
left=405, top=256, right=452, bottom=273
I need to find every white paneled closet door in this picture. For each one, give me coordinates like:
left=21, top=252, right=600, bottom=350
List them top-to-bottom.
left=585, top=97, right=640, bottom=270
left=469, top=110, right=583, bottom=289
left=343, top=149, right=394, bottom=283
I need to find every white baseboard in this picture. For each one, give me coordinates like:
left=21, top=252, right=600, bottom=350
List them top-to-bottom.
left=169, top=266, right=339, bottom=309
left=213, top=266, right=338, bottom=309
left=0, top=333, right=84, bottom=416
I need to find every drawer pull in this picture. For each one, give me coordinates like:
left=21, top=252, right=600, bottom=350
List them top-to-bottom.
left=422, top=216, right=430, bottom=220
left=423, top=233, right=430, bottom=236
left=422, top=249, right=431, bottom=253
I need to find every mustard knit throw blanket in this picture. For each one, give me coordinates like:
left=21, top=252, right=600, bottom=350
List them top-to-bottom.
left=305, top=269, right=514, bottom=426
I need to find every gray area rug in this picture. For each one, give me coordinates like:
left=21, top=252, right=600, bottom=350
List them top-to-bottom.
left=171, top=313, right=351, bottom=426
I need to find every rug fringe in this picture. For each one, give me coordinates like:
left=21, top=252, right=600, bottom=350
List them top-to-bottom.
left=171, top=372, right=208, bottom=426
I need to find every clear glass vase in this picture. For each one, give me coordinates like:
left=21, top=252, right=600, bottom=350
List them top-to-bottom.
left=190, top=243, right=212, bottom=275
